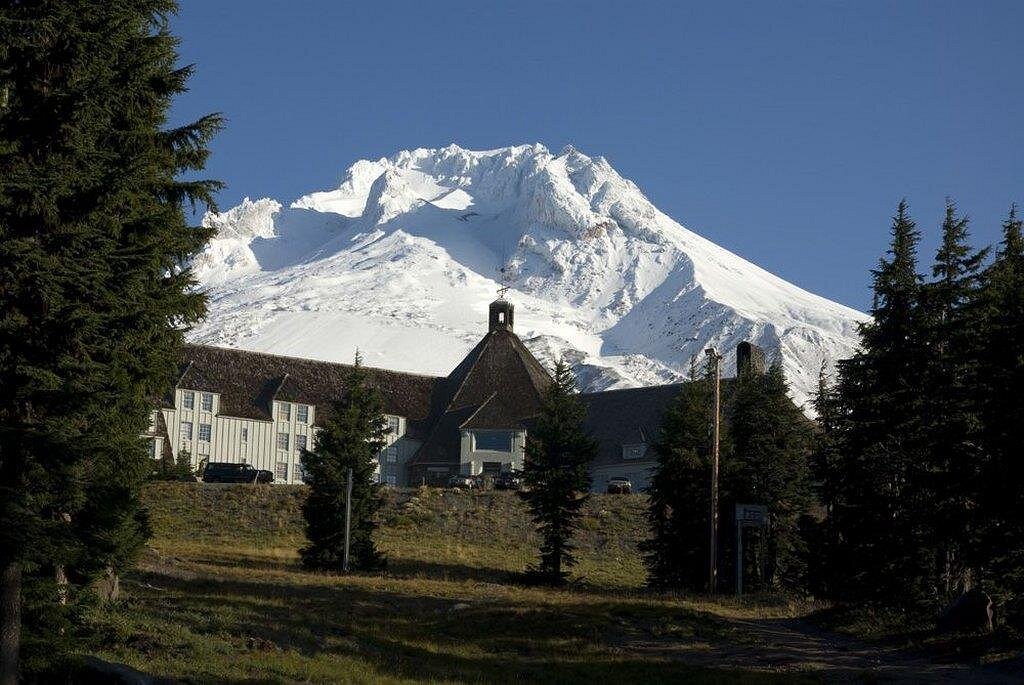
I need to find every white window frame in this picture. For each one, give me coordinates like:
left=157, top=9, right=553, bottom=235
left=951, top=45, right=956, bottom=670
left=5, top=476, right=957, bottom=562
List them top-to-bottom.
left=182, top=391, right=194, bottom=410
left=201, top=392, right=214, bottom=412
left=279, top=403, right=291, bottom=421
left=296, top=404, right=309, bottom=424
left=180, top=421, right=193, bottom=440
left=198, top=423, right=212, bottom=442
left=277, top=432, right=290, bottom=451
left=296, top=434, right=307, bottom=452
left=275, top=462, right=288, bottom=482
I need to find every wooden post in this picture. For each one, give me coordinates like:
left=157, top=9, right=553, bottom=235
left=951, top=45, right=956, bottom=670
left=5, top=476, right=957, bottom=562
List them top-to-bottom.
left=706, top=347, right=722, bottom=594
left=343, top=467, right=353, bottom=573
left=736, top=517, right=743, bottom=597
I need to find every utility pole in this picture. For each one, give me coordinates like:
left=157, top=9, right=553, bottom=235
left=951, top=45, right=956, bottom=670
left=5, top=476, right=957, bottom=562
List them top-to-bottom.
left=706, top=347, right=722, bottom=594
left=343, top=467, right=353, bottom=573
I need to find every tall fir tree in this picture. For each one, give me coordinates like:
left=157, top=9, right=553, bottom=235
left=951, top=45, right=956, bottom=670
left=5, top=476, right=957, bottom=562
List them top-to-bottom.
left=0, top=2, right=219, bottom=678
left=919, top=199, right=988, bottom=597
left=833, top=200, right=932, bottom=602
left=977, top=206, right=1024, bottom=625
left=300, top=353, right=387, bottom=572
left=519, top=361, right=597, bottom=585
left=725, top=363, right=814, bottom=590
left=807, top=365, right=847, bottom=596
left=642, top=373, right=713, bottom=590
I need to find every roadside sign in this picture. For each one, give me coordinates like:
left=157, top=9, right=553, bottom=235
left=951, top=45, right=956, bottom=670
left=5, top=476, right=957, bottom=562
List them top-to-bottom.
left=735, top=504, right=768, bottom=597
left=736, top=504, right=767, bottom=527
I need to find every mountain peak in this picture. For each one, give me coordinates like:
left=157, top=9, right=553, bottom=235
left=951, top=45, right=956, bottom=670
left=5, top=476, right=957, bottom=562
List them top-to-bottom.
left=194, top=143, right=866, bottom=409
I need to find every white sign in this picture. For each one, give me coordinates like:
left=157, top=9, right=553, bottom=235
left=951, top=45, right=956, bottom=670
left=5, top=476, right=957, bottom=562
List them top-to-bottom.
left=736, top=503, right=767, bottom=527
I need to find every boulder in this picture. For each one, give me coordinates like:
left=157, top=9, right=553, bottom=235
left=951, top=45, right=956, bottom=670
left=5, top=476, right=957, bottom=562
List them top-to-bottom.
left=937, top=588, right=994, bottom=633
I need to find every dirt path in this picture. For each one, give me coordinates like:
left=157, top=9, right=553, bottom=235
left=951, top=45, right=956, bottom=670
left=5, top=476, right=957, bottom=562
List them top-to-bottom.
left=620, top=615, right=1020, bottom=682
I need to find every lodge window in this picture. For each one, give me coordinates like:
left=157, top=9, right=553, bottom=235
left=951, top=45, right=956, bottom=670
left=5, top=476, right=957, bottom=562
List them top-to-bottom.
left=182, top=391, right=194, bottom=409
left=201, top=392, right=214, bottom=411
left=279, top=403, right=291, bottom=421
left=296, top=405, right=309, bottom=424
left=387, top=415, right=400, bottom=436
left=180, top=421, right=193, bottom=440
left=199, top=423, right=212, bottom=442
left=472, top=431, right=513, bottom=452
left=277, top=433, right=290, bottom=451
left=296, top=434, right=307, bottom=452
left=148, top=440, right=157, bottom=459
left=386, top=445, right=397, bottom=463
left=275, top=462, right=288, bottom=482
left=387, top=474, right=397, bottom=486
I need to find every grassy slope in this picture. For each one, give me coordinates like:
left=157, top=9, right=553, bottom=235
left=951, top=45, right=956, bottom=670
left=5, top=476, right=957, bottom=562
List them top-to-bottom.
left=89, top=483, right=818, bottom=684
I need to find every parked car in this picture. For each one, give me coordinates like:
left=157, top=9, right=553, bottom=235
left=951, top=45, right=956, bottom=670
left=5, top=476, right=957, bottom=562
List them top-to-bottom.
left=202, top=461, right=273, bottom=484
left=494, top=472, right=523, bottom=491
left=447, top=474, right=476, bottom=489
left=606, top=477, right=632, bottom=494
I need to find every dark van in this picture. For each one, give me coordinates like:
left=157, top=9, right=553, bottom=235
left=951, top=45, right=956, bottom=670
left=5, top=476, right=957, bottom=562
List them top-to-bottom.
left=202, top=461, right=274, bottom=484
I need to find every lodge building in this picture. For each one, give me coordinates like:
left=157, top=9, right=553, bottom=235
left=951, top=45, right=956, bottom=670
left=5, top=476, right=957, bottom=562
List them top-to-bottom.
left=149, top=298, right=763, bottom=492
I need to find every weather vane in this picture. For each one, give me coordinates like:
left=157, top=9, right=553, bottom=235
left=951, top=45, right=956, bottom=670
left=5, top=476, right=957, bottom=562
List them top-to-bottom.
left=497, top=264, right=511, bottom=299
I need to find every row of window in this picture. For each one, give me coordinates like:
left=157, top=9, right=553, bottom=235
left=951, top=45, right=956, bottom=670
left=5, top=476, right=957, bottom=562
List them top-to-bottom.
left=182, top=391, right=214, bottom=412
left=181, top=392, right=314, bottom=427
left=277, top=402, right=310, bottom=424
left=180, top=421, right=311, bottom=452
left=180, top=421, right=213, bottom=442
left=276, top=432, right=308, bottom=452
left=275, top=461, right=309, bottom=483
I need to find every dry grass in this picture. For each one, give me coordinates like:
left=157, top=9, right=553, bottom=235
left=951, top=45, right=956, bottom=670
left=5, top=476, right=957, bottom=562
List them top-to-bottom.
left=83, top=483, right=821, bottom=683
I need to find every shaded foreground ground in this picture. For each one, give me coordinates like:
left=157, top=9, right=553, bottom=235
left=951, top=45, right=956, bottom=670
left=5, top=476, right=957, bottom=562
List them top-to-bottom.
left=86, top=484, right=1019, bottom=683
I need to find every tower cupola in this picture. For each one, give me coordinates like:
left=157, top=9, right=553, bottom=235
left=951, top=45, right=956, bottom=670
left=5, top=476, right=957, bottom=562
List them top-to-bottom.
left=489, top=298, right=514, bottom=332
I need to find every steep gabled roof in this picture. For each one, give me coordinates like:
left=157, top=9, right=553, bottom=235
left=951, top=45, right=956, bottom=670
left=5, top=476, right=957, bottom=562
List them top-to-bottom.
left=409, top=327, right=553, bottom=466
left=174, top=344, right=441, bottom=434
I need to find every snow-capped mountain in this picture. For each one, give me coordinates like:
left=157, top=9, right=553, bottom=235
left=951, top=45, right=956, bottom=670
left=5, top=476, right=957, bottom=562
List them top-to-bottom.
left=189, top=143, right=867, bottom=410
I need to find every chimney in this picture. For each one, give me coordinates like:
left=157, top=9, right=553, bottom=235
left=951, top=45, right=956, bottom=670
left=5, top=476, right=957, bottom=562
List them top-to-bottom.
left=736, top=341, right=766, bottom=376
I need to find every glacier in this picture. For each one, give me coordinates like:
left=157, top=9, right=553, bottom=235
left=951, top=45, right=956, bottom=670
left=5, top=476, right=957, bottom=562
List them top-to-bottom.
left=188, top=143, right=868, bottom=411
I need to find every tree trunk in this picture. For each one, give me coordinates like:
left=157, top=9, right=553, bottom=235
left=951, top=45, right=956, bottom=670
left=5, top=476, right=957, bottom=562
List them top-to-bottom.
left=0, top=561, right=21, bottom=685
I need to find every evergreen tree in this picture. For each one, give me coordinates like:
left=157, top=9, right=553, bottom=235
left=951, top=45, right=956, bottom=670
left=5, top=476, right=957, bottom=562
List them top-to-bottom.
left=0, top=2, right=219, bottom=677
left=919, top=199, right=988, bottom=597
left=833, top=200, right=932, bottom=602
left=977, top=206, right=1024, bottom=625
left=301, top=353, right=387, bottom=572
left=520, top=361, right=597, bottom=585
left=725, top=363, right=814, bottom=590
left=807, top=365, right=847, bottom=596
left=643, top=375, right=712, bottom=590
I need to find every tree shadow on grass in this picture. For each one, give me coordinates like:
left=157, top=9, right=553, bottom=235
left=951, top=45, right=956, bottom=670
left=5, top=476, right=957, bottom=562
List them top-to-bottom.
left=119, top=564, right=791, bottom=684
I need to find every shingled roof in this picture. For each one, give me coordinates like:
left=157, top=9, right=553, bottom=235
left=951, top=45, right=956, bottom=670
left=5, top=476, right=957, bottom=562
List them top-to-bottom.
left=409, top=327, right=553, bottom=466
left=173, top=344, right=441, bottom=436
left=581, top=378, right=741, bottom=468
left=581, top=384, right=686, bottom=468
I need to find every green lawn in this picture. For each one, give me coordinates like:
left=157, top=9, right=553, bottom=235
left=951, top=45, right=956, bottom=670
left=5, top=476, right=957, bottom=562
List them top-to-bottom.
left=85, top=483, right=820, bottom=683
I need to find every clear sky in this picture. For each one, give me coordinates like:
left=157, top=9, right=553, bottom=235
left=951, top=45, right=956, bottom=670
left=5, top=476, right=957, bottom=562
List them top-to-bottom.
left=170, top=1, right=1022, bottom=311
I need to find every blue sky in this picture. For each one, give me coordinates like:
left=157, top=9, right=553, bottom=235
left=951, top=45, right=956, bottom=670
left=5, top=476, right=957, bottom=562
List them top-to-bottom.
left=170, top=1, right=1022, bottom=311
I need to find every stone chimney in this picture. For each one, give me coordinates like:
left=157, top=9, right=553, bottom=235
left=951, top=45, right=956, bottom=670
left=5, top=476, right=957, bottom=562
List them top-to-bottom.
left=736, top=341, right=766, bottom=376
